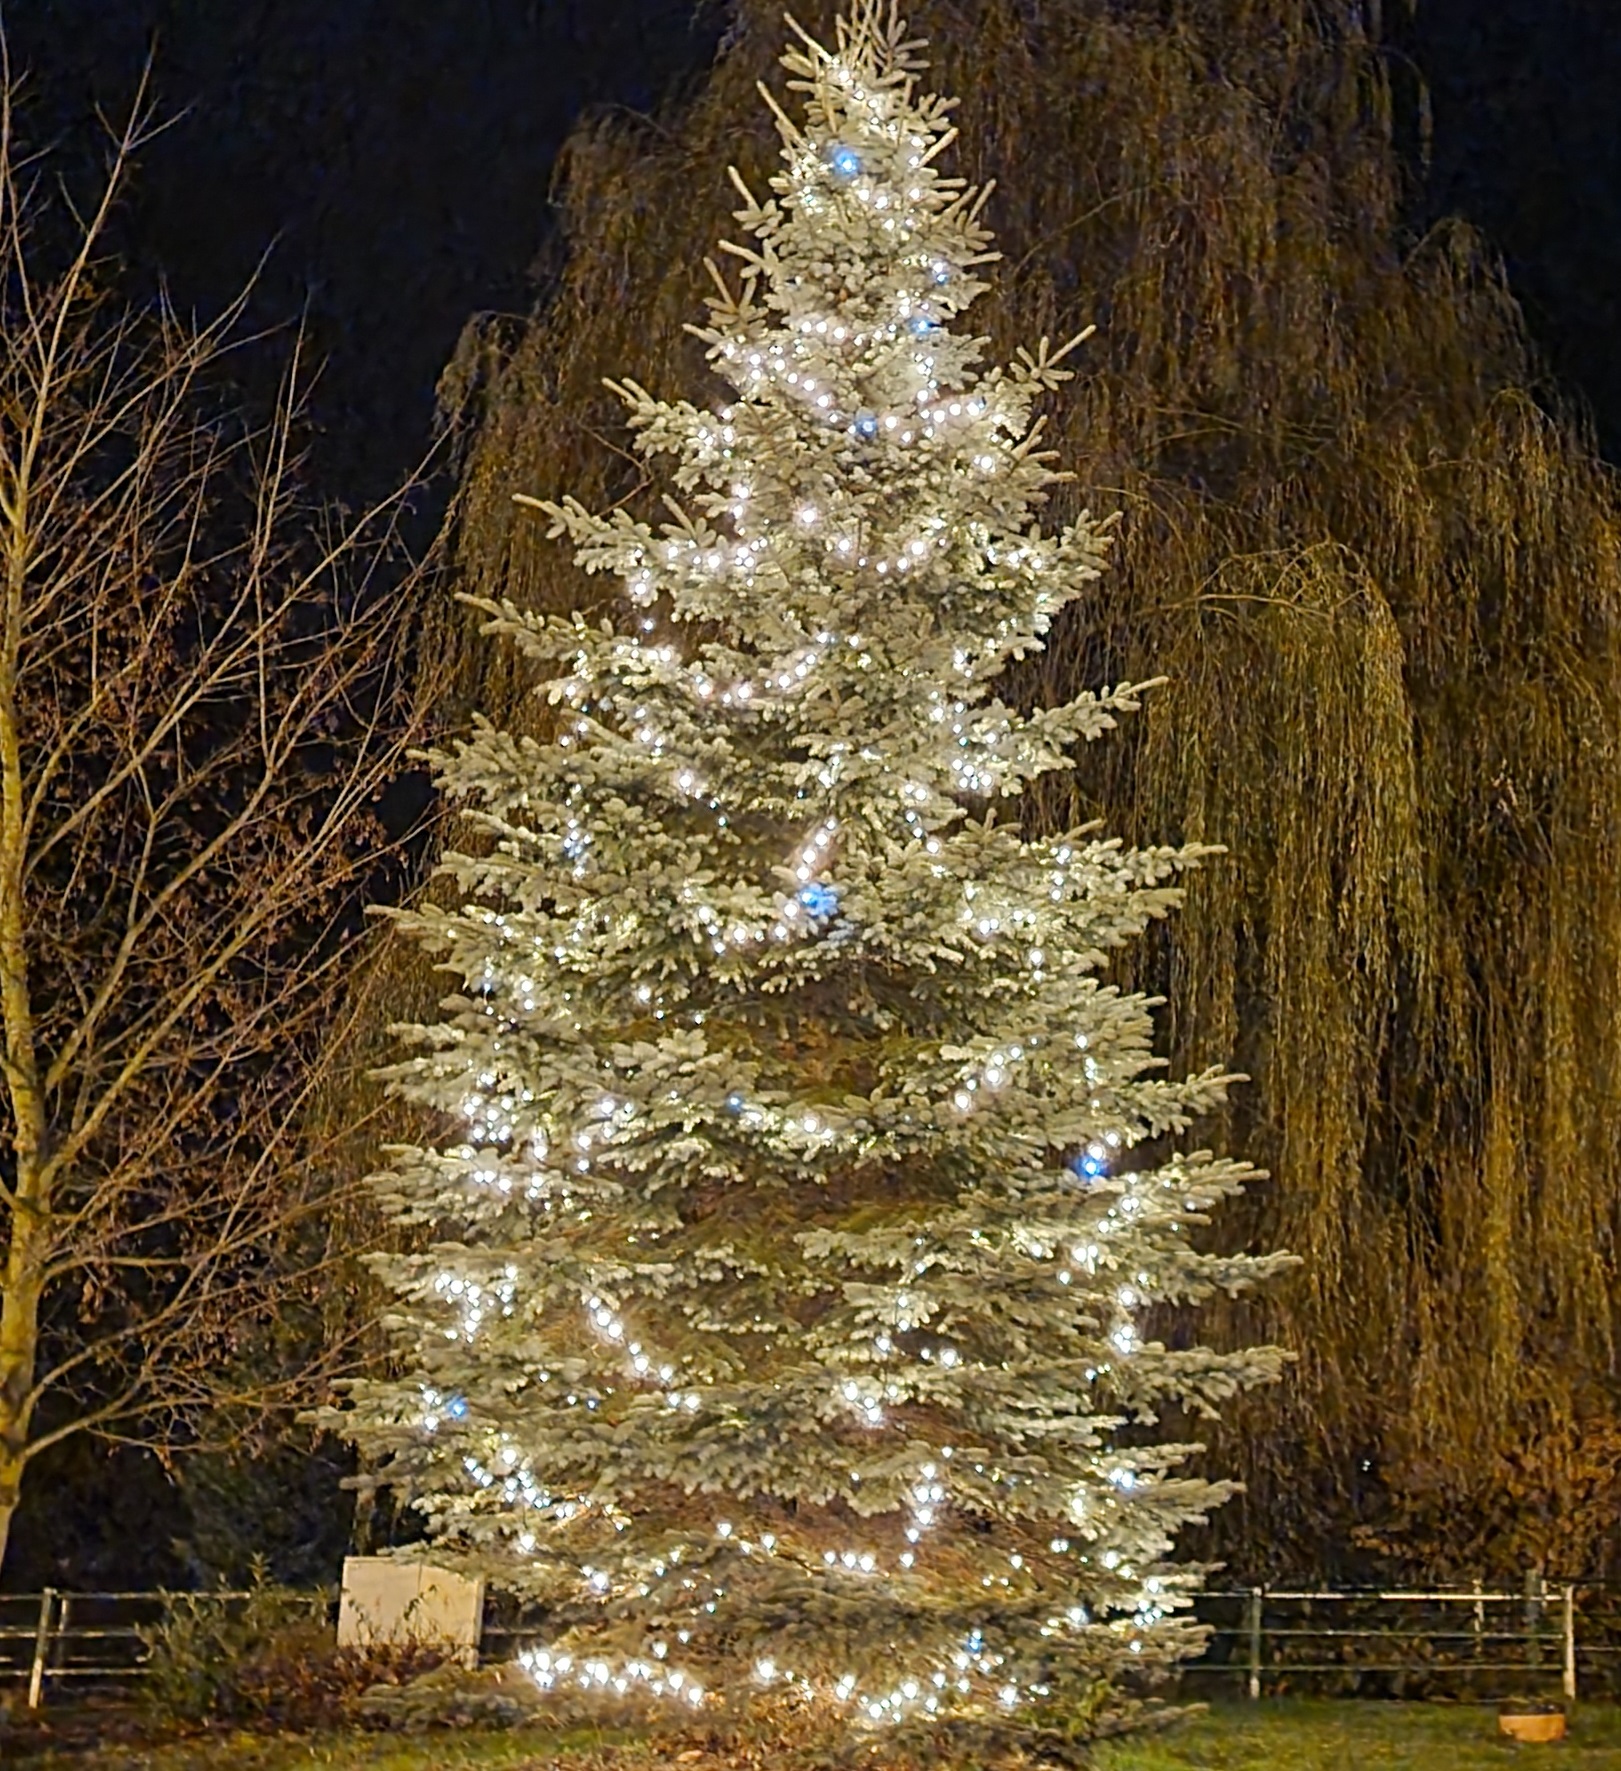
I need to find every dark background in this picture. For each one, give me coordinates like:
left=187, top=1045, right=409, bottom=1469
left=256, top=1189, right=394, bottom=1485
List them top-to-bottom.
left=2, top=0, right=1615, bottom=1587
left=9, top=0, right=729, bottom=510
left=12, top=0, right=1618, bottom=517
left=1399, top=0, right=1620, bottom=463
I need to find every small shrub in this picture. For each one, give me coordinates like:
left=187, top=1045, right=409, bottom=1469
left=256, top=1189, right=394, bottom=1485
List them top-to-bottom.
left=138, top=1561, right=444, bottom=1731
left=139, top=1564, right=326, bottom=1725
left=355, top=1660, right=550, bottom=1731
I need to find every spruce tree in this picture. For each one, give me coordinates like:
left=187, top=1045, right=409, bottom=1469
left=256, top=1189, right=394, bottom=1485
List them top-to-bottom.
left=343, top=1, right=1288, bottom=1747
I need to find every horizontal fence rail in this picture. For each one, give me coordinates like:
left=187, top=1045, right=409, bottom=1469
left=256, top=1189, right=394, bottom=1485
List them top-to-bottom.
left=4, top=1578, right=1619, bottom=1710
left=1183, top=1583, right=1580, bottom=1702
left=0, top=1589, right=268, bottom=1710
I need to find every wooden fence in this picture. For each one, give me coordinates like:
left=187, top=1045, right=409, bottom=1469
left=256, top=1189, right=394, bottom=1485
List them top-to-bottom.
left=4, top=1579, right=1618, bottom=1711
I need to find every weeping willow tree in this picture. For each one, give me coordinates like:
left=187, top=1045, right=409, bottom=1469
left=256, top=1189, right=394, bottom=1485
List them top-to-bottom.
left=403, top=0, right=1621, bottom=1580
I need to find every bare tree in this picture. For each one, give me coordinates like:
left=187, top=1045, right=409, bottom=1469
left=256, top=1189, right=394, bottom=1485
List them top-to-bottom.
left=0, top=67, right=442, bottom=1572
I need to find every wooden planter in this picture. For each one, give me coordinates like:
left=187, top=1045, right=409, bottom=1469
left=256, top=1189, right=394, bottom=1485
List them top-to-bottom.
left=1498, top=1708, right=1567, bottom=1744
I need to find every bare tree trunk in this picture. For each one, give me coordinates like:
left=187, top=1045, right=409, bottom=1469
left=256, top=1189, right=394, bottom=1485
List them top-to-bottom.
left=0, top=354, right=46, bottom=1585
left=0, top=1274, right=37, bottom=1571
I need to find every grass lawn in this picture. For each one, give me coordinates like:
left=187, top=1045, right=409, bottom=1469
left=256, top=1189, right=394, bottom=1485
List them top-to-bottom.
left=1098, top=1700, right=1621, bottom=1767
left=25, top=1702, right=1621, bottom=1769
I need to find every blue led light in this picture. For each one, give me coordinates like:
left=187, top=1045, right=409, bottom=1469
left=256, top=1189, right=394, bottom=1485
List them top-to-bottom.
left=828, top=144, right=862, bottom=180
left=932, top=263, right=952, bottom=285
left=909, top=313, right=937, bottom=336
left=853, top=409, right=879, bottom=439
left=798, top=881, right=841, bottom=921
left=725, top=1092, right=746, bottom=1115
left=1070, top=1151, right=1108, bottom=1181
left=445, top=1394, right=469, bottom=1420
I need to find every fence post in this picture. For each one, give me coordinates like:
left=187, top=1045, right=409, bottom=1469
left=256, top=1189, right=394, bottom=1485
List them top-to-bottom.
left=1525, top=1567, right=1544, bottom=1670
left=1563, top=1584, right=1578, bottom=1704
left=1246, top=1586, right=1263, bottom=1700
left=26, top=1588, right=56, bottom=1710
left=52, top=1592, right=73, bottom=1679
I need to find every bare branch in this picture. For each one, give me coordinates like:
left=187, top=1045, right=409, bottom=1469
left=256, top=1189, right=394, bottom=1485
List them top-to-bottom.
left=0, top=50, right=449, bottom=1574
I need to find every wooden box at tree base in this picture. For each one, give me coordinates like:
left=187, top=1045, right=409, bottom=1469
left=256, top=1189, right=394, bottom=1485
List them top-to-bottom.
left=337, top=1557, right=484, bottom=1666
left=1498, top=1709, right=1567, bottom=1743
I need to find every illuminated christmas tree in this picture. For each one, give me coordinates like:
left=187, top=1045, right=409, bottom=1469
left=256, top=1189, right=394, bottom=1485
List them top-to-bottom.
left=343, top=2, right=1289, bottom=1753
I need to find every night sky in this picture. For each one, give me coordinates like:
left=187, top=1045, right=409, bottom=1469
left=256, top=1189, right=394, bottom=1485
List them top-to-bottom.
left=11, top=0, right=724, bottom=512
left=12, top=0, right=1619, bottom=534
